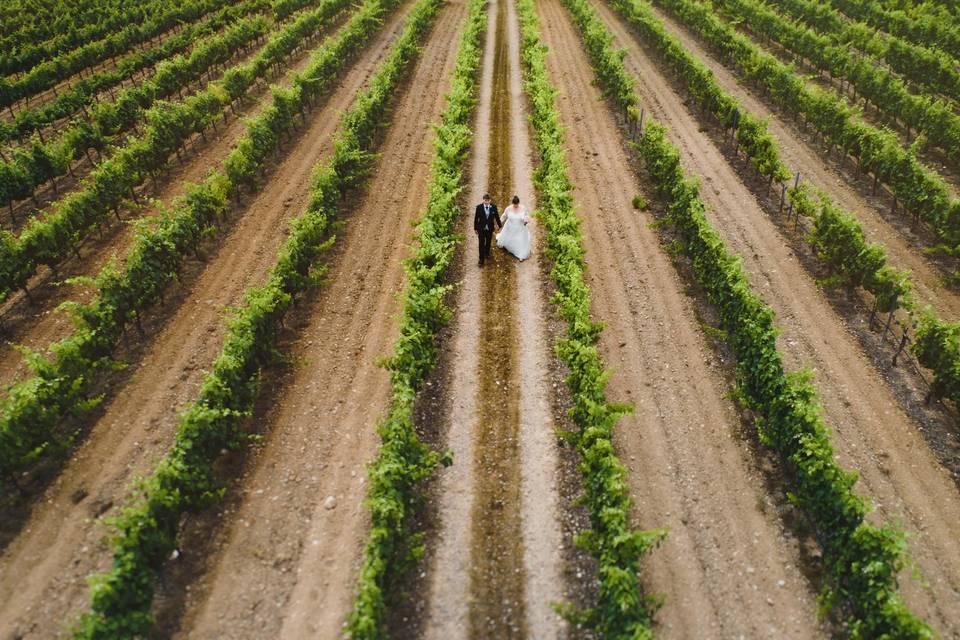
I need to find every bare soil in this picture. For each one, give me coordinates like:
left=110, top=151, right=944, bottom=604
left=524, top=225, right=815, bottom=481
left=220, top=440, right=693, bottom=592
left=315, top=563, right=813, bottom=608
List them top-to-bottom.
left=421, top=0, right=568, bottom=636
left=536, top=0, right=827, bottom=636
left=591, top=0, right=960, bottom=633
left=163, top=2, right=469, bottom=638
left=0, top=4, right=421, bottom=636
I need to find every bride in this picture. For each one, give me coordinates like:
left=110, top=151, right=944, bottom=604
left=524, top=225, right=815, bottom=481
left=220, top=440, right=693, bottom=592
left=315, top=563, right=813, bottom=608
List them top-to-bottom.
left=496, top=195, right=531, bottom=260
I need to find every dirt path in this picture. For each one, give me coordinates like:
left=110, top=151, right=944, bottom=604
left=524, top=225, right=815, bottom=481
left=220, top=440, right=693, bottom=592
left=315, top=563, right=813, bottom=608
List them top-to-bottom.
left=422, top=0, right=566, bottom=636
left=535, top=0, right=825, bottom=636
left=589, top=0, right=960, bottom=633
left=591, top=0, right=960, bottom=324
left=165, top=2, right=468, bottom=638
left=0, top=6, right=418, bottom=637
left=0, top=11, right=350, bottom=392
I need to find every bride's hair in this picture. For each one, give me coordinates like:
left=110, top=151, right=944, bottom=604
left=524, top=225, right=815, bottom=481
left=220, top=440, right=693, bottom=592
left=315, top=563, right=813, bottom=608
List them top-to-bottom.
left=512, top=195, right=520, bottom=204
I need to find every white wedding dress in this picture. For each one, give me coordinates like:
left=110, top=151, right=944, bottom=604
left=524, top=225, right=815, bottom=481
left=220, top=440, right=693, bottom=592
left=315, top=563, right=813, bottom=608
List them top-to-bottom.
left=496, top=205, right=531, bottom=260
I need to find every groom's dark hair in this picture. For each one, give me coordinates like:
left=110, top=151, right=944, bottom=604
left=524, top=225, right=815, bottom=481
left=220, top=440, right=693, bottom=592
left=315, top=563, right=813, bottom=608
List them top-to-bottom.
left=483, top=193, right=491, bottom=200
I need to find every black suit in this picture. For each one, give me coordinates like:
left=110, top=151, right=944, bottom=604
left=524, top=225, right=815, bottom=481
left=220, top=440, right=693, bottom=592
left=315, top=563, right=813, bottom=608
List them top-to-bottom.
left=474, top=202, right=501, bottom=265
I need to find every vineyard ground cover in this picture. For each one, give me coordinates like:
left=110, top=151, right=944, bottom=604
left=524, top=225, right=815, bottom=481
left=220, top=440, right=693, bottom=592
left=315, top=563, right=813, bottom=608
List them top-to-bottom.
left=531, top=0, right=827, bottom=636
left=583, top=0, right=960, bottom=462
left=591, top=0, right=960, bottom=632
left=0, top=2, right=419, bottom=637
left=0, top=4, right=356, bottom=394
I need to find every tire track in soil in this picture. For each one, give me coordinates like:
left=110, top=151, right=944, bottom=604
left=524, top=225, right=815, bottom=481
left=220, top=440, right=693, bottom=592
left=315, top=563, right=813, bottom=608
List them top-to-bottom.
left=423, top=0, right=566, bottom=636
left=468, top=0, right=528, bottom=635
left=535, top=0, right=824, bottom=637
left=589, top=0, right=960, bottom=633
left=591, top=0, right=960, bottom=322
left=163, top=2, right=469, bottom=638
left=0, top=5, right=419, bottom=637
left=0, top=9, right=351, bottom=392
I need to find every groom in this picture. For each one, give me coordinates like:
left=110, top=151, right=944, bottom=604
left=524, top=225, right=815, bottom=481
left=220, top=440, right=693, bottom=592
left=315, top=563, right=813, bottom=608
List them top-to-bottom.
left=474, top=192, right=501, bottom=266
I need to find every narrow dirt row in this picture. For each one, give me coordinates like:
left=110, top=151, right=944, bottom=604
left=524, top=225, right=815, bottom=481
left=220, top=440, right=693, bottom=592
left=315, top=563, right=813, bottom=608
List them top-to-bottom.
left=422, top=0, right=567, bottom=636
left=535, top=0, right=825, bottom=636
left=588, top=0, right=960, bottom=633
left=593, top=0, right=960, bottom=325
left=161, top=2, right=470, bottom=637
left=0, top=5, right=419, bottom=637
left=0, top=9, right=351, bottom=391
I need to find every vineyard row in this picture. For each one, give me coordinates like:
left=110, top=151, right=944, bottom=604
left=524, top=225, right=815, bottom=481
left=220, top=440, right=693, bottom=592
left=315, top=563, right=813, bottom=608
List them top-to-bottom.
left=0, top=0, right=361, bottom=496
left=0, top=0, right=352, bottom=305
left=0, top=0, right=267, bottom=146
left=0, top=0, right=235, bottom=111
left=0, top=0, right=205, bottom=76
left=72, top=0, right=436, bottom=634
left=518, top=0, right=666, bottom=635
left=571, top=0, right=931, bottom=634
left=626, top=0, right=960, bottom=416
left=652, top=0, right=960, bottom=263
left=715, top=0, right=960, bottom=178
left=771, top=0, right=960, bottom=108
left=827, top=0, right=960, bottom=66
left=0, top=11, right=270, bottom=216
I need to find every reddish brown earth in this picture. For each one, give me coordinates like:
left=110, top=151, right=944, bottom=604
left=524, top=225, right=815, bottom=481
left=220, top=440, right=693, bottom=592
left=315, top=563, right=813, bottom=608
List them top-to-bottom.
left=4, top=0, right=960, bottom=636
left=535, top=0, right=825, bottom=636
left=588, top=0, right=960, bottom=634
left=167, top=1, right=469, bottom=637
left=0, top=3, right=419, bottom=636
left=0, top=9, right=350, bottom=391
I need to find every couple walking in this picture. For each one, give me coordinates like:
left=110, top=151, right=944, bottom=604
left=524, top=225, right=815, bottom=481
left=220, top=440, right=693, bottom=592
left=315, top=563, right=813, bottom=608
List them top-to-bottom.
left=474, top=193, right=531, bottom=265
